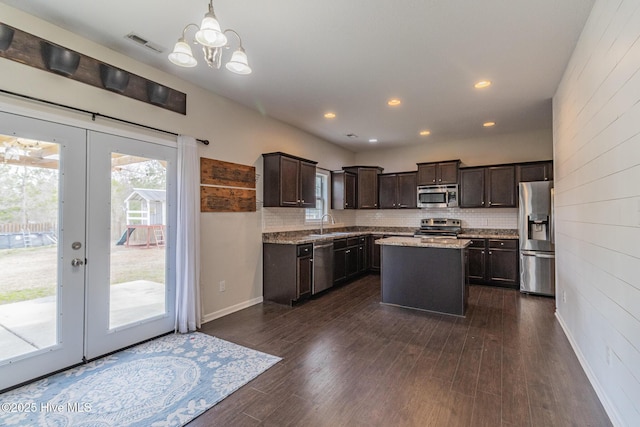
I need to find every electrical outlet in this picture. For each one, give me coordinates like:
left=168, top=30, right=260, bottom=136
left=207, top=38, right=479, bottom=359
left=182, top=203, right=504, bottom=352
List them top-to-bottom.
left=219, top=280, right=226, bottom=292
left=562, top=290, right=567, bottom=303
left=606, top=346, right=612, bottom=366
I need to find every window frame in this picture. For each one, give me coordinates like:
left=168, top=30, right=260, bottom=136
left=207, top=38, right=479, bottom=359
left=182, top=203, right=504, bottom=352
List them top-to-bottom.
left=305, top=170, right=329, bottom=223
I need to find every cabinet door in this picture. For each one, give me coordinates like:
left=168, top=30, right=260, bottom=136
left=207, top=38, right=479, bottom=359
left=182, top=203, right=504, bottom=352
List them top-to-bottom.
left=280, top=156, right=300, bottom=206
left=299, top=161, right=317, bottom=208
left=438, top=161, right=459, bottom=184
left=517, top=162, right=552, bottom=182
left=417, top=163, right=437, bottom=185
left=486, top=166, right=516, bottom=207
left=358, top=168, right=379, bottom=208
left=459, top=168, right=485, bottom=208
left=345, top=172, right=357, bottom=209
left=397, top=173, right=417, bottom=208
left=378, top=174, right=398, bottom=209
left=370, top=235, right=383, bottom=271
left=357, top=243, right=367, bottom=273
left=333, top=247, right=347, bottom=284
left=345, top=247, right=359, bottom=277
left=467, top=247, right=486, bottom=282
left=488, top=249, right=518, bottom=286
left=297, top=256, right=313, bottom=298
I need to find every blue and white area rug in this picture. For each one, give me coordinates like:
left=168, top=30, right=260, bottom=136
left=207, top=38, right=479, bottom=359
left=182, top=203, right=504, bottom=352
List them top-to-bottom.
left=0, top=332, right=281, bottom=426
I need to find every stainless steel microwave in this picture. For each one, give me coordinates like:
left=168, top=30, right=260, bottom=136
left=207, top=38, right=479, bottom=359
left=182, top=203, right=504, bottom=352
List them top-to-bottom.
left=417, top=184, right=459, bottom=208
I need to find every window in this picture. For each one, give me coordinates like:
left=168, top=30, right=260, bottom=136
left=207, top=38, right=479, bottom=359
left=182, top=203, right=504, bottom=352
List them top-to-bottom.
left=305, top=171, right=329, bottom=222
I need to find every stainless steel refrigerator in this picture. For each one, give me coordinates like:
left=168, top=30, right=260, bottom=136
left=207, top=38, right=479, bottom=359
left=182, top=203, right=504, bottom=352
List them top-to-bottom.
left=519, top=181, right=555, bottom=296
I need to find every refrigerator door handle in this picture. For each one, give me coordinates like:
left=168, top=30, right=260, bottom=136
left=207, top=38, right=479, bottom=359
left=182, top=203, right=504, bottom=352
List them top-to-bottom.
left=550, top=188, right=555, bottom=244
left=521, top=250, right=555, bottom=259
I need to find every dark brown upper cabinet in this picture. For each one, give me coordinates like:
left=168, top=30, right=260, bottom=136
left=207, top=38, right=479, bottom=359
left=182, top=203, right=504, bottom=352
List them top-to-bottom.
left=262, top=152, right=317, bottom=208
left=417, top=160, right=460, bottom=185
left=516, top=161, right=553, bottom=182
left=459, top=165, right=516, bottom=208
left=486, top=165, right=516, bottom=207
left=340, top=166, right=384, bottom=209
left=459, top=168, right=486, bottom=208
left=331, top=171, right=356, bottom=209
left=378, top=172, right=417, bottom=209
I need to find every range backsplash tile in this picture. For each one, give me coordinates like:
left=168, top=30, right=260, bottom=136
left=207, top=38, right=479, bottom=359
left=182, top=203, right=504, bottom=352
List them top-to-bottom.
left=262, top=207, right=517, bottom=232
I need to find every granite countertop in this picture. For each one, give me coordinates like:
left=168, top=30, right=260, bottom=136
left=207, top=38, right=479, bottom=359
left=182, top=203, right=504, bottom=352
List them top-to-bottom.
left=263, top=227, right=517, bottom=245
left=262, top=228, right=414, bottom=244
left=458, top=228, right=519, bottom=239
left=375, top=236, right=471, bottom=249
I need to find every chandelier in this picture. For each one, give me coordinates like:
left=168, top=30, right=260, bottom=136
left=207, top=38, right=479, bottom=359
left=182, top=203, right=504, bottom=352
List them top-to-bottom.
left=168, top=1, right=251, bottom=75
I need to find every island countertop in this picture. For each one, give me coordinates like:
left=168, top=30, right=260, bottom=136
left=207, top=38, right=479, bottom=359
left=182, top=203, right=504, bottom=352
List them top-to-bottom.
left=375, top=236, right=471, bottom=249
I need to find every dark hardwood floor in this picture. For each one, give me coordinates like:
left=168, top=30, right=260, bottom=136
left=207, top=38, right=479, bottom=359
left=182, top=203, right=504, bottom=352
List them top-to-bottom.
left=191, top=275, right=611, bottom=427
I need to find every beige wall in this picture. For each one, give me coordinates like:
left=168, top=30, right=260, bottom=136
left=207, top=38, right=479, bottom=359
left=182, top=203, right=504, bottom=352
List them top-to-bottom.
left=553, top=0, right=640, bottom=424
left=0, top=4, right=355, bottom=321
left=354, top=128, right=553, bottom=173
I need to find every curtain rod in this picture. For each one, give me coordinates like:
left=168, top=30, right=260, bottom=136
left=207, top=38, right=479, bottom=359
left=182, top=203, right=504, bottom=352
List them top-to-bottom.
left=0, top=88, right=210, bottom=145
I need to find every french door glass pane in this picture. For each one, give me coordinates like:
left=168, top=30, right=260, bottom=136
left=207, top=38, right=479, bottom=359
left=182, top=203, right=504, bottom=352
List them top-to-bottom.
left=0, top=135, right=59, bottom=362
left=109, top=153, right=166, bottom=329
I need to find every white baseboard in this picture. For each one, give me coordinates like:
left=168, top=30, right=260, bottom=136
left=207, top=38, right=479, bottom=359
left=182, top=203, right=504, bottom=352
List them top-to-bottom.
left=201, top=296, right=263, bottom=324
left=555, top=312, right=624, bottom=427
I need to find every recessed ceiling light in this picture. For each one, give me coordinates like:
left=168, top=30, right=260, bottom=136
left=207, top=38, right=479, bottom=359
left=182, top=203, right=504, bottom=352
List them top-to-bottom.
left=474, top=80, right=492, bottom=89
left=387, top=98, right=401, bottom=106
left=324, top=112, right=336, bottom=119
left=483, top=121, right=496, bottom=127
left=419, top=130, right=431, bottom=136
left=346, top=133, right=358, bottom=138
left=368, top=138, right=378, bottom=143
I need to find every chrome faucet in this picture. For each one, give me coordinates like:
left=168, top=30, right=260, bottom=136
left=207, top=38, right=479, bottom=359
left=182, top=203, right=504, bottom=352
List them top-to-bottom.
left=320, top=213, right=336, bottom=235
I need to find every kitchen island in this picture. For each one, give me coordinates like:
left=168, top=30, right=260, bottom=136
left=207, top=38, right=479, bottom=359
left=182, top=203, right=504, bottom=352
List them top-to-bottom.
left=376, top=236, right=471, bottom=316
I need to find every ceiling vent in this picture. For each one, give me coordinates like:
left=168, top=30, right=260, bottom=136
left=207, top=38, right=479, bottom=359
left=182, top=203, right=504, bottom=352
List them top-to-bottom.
left=125, top=33, right=165, bottom=54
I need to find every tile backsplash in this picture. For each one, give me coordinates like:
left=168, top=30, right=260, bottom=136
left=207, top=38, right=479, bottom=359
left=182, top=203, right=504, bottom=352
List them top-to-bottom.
left=262, top=207, right=517, bottom=232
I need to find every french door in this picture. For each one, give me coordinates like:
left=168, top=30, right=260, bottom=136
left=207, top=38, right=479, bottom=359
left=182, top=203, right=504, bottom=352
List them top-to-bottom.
left=0, top=111, right=176, bottom=390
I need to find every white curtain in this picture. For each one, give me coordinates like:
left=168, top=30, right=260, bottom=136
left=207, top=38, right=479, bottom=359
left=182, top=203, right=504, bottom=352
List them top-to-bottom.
left=175, top=135, right=201, bottom=333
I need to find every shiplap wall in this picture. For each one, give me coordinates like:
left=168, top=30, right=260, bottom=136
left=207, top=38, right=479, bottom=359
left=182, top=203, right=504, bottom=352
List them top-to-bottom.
left=553, top=0, right=640, bottom=425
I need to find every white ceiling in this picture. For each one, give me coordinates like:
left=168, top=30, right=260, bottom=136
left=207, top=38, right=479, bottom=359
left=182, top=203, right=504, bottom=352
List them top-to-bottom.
left=1, top=0, right=595, bottom=152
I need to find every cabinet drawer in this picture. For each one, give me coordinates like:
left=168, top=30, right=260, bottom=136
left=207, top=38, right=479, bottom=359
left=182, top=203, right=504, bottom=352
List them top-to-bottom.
left=347, top=237, right=360, bottom=247
left=333, top=238, right=347, bottom=250
left=468, top=239, right=486, bottom=248
left=488, top=239, right=517, bottom=249
left=297, top=244, right=313, bottom=257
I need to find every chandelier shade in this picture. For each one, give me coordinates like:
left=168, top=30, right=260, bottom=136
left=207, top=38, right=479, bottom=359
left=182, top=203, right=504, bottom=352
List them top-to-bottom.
left=168, top=1, right=250, bottom=75
left=168, top=38, right=197, bottom=67
left=225, top=48, right=251, bottom=75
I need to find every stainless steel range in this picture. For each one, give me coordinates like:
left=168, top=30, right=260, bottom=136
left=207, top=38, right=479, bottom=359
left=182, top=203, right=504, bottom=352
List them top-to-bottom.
left=414, top=218, right=462, bottom=238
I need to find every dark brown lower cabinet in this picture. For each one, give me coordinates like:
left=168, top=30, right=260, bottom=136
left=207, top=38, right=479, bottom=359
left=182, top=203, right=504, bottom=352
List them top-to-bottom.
left=369, top=234, right=384, bottom=272
left=334, top=236, right=368, bottom=285
left=467, top=238, right=519, bottom=288
left=263, top=243, right=313, bottom=305
left=297, top=252, right=312, bottom=298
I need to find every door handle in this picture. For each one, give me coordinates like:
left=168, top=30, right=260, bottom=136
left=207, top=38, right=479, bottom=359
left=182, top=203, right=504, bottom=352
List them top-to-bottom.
left=71, top=258, right=84, bottom=267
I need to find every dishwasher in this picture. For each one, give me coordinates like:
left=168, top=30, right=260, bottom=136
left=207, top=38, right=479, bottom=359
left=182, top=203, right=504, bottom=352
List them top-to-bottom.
left=312, top=241, right=334, bottom=294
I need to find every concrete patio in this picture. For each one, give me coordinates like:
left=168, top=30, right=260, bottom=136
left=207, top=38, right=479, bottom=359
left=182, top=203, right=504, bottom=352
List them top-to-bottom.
left=0, top=280, right=165, bottom=361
